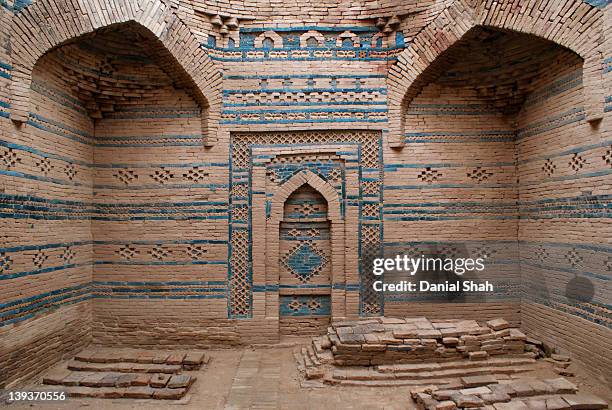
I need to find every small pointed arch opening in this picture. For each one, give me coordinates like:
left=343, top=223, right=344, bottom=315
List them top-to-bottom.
left=279, top=183, right=332, bottom=335
left=283, top=184, right=329, bottom=221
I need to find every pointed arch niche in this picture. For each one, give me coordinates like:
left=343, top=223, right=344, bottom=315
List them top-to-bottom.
left=229, top=131, right=383, bottom=338
left=246, top=143, right=362, bottom=338
left=266, top=170, right=344, bottom=336
left=278, top=183, right=332, bottom=335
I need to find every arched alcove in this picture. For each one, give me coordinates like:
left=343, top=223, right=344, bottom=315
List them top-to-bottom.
left=9, top=0, right=222, bottom=145
left=386, top=0, right=605, bottom=147
left=25, top=19, right=220, bottom=348
left=383, top=19, right=609, bottom=380
left=31, top=22, right=204, bottom=122
left=385, top=25, right=588, bottom=319
left=402, top=27, right=584, bottom=124
left=253, top=165, right=349, bottom=336
left=278, top=184, right=332, bottom=335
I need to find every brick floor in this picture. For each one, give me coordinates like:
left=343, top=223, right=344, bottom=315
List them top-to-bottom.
left=5, top=346, right=611, bottom=409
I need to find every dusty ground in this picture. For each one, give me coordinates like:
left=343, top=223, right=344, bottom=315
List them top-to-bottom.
left=4, top=342, right=611, bottom=410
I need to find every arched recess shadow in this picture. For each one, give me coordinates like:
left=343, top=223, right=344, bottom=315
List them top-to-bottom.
left=9, top=0, right=222, bottom=145
left=386, top=0, right=604, bottom=147
left=271, top=170, right=341, bottom=222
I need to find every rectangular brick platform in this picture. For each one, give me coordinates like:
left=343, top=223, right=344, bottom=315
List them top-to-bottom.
left=319, top=317, right=526, bottom=366
left=41, top=348, right=208, bottom=400
left=412, top=377, right=608, bottom=410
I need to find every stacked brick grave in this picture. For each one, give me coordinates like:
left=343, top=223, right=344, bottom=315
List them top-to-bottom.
left=295, top=317, right=608, bottom=409
left=39, top=348, right=208, bottom=400
left=410, top=378, right=608, bottom=410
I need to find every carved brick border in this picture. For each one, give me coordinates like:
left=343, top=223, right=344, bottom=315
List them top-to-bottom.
left=228, top=131, right=384, bottom=321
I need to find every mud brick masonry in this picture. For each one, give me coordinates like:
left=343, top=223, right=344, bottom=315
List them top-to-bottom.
left=0, top=0, right=610, bottom=388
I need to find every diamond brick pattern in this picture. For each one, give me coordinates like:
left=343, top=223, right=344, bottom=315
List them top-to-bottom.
left=603, top=147, right=612, bottom=168
left=0, top=148, right=21, bottom=169
left=569, top=153, right=586, bottom=172
left=36, top=157, right=53, bottom=175
left=543, top=159, right=556, bottom=176
left=64, top=163, right=78, bottom=180
left=183, top=167, right=208, bottom=182
left=418, top=167, right=442, bottom=184
left=467, top=167, right=493, bottom=183
left=151, top=168, right=174, bottom=184
left=114, top=169, right=138, bottom=185
left=282, top=242, right=328, bottom=283
left=186, top=244, right=207, bottom=260
left=117, top=245, right=138, bottom=261
left=149, top=245, right=171, bottom=261
left=474, top=246, right=495, bottom=260
left=535, top=246, right=549, bottom=262
left=61, top=247, right=75, bottom=263
left=565, top=249, right=583, bottom=268
left=33, top=250, right=48, bottom=269
left=0, top=252, right=13, bottom=273
left=279, top=295, right=331, bottom=316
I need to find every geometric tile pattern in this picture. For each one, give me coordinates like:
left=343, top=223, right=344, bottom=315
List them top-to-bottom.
left=229, top=130, right=383, bottom=318
left=281, top=242, right=328, bottom=283
left=279, top=295, right=331, bottom=316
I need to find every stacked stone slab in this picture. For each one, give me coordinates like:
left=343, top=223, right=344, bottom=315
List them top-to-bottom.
left=295, top=317, right=542, bottom=388
left=317, top=317, right=525, bottom=366
left=40, top=349, right=207, bottom=400
left=324, top=356, right=537, bottom=388
left=412, top=377, right=608, bottom=410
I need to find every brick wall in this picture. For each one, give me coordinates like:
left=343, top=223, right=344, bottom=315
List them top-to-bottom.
left=0, top=0, right=609, bottom=388
left=515, top=18, right=612, bottom=385
left=77, top=27, right=231, bottom=346
left=0, top=28, right=94, bottom=386
left=383, top=77, right=521, bottom=322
